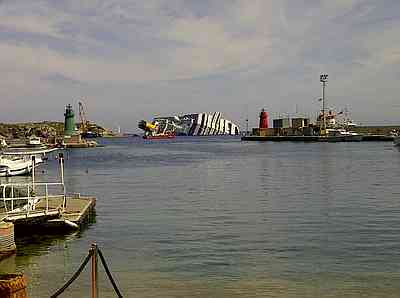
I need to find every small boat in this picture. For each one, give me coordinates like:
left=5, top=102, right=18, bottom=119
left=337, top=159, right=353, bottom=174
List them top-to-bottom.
left=326, top=129, right=363, bottom=142
left=81, top=131, right=100, bottom=138
left=0, top=155, right=43, bottom=177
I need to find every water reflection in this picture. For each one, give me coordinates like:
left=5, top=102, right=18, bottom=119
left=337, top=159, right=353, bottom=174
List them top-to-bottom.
left=2, top=139, right=400, bottom=297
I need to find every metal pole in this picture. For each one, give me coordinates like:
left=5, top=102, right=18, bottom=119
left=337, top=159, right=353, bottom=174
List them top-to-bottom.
left=320, top=74, right=328, bottom=135
left=322, top=80, right=326, bottom=134
left=59, top=153, right=66, bottom=210
left=32, top=155, right=36, bottom=193
left=27, top=184, right=30, bottom=215
left=45, top=184, right=49, bottom=213
left=11, top=185, right=14, bottom=211
left=91, top=243, right=99, bottom=298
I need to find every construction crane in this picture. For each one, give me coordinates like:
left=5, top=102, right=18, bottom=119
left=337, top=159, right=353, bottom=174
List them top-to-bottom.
left=78, top=100, right=101, bottom=138
left=78, top=101, right=89, bottom=134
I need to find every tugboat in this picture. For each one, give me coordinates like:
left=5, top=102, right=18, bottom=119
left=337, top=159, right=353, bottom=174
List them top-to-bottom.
left=138, top=120, right=176, bottom=140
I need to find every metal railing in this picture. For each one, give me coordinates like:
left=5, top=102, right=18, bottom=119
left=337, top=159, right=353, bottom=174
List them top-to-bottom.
left=0, top=152, right=67, bottom=220
left=1, top=182, right=66, bottom=216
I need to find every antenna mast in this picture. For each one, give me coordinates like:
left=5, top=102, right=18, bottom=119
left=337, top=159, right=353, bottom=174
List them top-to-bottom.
left=320, top=74, right=328, bottom=135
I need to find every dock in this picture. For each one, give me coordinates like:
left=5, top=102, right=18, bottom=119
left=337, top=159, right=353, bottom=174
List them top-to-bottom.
left=0, top=154, right=96, bottom=262
left=1, top=195, right=95, bottom=230
left=39, top=196, right=96, bottom=228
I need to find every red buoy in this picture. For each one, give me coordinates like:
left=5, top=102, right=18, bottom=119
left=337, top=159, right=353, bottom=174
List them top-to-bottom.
left=259, top=109, right=269, bottom=129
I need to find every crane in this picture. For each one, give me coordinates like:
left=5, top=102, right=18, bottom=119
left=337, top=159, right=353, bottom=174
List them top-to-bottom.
left=78, top=101, right=89, bottom=134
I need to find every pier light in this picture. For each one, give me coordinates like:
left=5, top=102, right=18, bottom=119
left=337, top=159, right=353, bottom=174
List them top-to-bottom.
left=319, top=73, right=328, bottom=135
left=320, top=74, right=328, bottom=83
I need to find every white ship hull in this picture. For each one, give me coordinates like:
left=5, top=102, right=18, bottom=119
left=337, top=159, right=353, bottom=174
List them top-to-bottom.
left=153, top=112, right=240, bottom=136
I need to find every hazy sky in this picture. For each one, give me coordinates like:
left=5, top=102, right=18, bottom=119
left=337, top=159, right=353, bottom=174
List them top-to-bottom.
left=0, top=0, right=399, bottom=131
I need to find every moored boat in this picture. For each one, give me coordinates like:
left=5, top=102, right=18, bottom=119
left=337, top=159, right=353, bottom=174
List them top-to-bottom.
left=326, top=129, right=363, bottom=142
left=0, top=155, right=42, bottom=177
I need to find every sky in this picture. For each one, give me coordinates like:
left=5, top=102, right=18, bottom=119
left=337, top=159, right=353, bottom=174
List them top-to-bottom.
left=0, top=0, right=399, bottom=131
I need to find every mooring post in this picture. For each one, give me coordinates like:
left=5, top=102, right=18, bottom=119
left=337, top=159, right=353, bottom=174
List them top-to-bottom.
left=91, top=243, right=99, bottom=298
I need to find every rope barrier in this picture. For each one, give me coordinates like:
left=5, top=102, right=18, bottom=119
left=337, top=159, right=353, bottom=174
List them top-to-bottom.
left=50, top=244, right=124, bottom=297
left=98, top=248, right=123, bottom=298
left=50, top=250, right=93, bottom=298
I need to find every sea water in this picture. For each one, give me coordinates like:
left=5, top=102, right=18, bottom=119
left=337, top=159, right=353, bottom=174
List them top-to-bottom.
left=1, top=137, right=400, bottom=297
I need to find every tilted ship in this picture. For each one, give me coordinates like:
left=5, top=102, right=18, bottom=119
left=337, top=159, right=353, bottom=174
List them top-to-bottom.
left=139, top=112, right=240, bottom=138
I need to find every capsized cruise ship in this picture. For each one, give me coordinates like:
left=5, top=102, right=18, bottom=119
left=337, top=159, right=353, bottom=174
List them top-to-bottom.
left=146, top=112, right=240, bottom=136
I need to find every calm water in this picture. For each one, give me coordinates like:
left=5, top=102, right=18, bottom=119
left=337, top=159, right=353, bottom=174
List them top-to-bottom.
left=1, top=137, right=400, bottom=297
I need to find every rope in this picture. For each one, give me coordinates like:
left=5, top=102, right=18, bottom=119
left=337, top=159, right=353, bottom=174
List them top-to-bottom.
left=98, top=248, right=123, bottom=298
left=50, top=250, right=93, bottom=298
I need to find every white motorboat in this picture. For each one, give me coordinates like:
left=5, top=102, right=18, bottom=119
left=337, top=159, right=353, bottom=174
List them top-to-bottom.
left=326, top=129, right=363, bottom=142
left=0, top=155, right=43, bottom=177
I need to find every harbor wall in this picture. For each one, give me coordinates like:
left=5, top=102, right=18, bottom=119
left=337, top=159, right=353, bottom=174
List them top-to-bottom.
left=252, top=126, right=400, bottom=137
left=351, top=126, right=400, bottom=135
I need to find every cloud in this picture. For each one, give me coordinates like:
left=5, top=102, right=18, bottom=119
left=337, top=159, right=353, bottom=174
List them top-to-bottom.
left=0, top=0, right=400, bottom=126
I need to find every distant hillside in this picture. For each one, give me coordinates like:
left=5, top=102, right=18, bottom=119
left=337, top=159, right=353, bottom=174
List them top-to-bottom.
left=0, top=121, right=64, bottom=139
left=0, top=121, right=109, bottom=139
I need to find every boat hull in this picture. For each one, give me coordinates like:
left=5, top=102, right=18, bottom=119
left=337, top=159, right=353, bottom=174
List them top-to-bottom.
left=143, top=134, right=175, bottom=140
left=0, top=155, right=43, bottom=177
left=0, top=165, right=32, bottom=177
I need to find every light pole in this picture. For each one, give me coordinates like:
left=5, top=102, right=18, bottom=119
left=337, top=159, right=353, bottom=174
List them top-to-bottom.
left=320, top=74, right=328, bottom=135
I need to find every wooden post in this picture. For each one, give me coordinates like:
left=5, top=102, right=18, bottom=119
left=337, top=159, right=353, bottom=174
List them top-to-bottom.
left=91, top=243, right=98, bottom=298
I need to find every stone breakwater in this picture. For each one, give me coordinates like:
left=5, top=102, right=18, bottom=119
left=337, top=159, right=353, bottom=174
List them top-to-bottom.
left=351, top=126, right=400, bottom=135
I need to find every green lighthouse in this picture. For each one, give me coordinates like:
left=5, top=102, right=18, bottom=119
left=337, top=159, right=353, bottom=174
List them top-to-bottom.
left=64, top=104, right=75, bottom=136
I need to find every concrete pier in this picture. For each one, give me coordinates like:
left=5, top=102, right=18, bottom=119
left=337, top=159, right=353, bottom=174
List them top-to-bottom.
left=241, top=135, right=394, bottom=142
left=37, top=196, right=96, bottom=228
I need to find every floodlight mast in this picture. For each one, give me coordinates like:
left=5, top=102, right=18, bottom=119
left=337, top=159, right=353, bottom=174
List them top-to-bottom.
left=320, top=74, right=328, bottom=135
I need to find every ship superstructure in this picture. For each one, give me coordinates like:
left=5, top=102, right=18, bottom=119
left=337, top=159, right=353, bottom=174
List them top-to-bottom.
left=139, top=112, right=240, bottom=136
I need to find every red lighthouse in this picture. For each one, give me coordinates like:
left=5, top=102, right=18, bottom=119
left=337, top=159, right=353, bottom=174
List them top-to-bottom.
left=259, top=109, right=269, bottom=129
